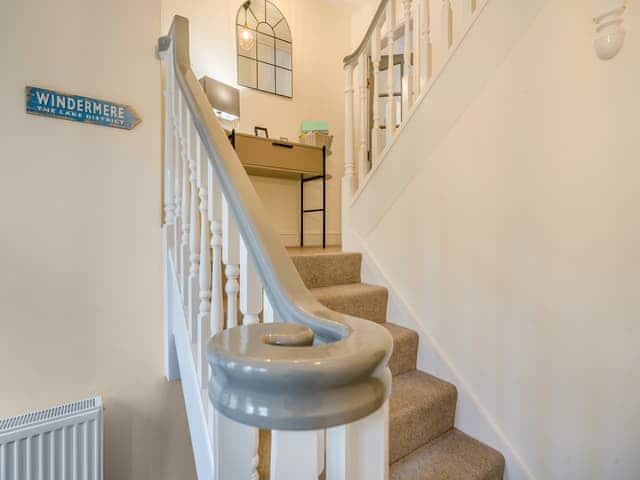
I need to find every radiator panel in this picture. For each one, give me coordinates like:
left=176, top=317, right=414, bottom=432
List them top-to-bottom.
left=0, top=397, right=102, bottom=480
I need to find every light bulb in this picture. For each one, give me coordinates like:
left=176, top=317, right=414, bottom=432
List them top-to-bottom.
left=239, top=26, right=255, bottom=51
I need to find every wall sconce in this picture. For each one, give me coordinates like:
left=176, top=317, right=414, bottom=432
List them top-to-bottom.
left=593, top=0, right=627, bottom=60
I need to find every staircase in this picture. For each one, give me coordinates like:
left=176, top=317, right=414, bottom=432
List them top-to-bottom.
left=161, top=4, right=509, bottom=478
left=283, top=250, right=505, bottom=479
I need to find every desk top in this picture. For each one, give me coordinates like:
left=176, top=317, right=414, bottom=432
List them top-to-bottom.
left=228, top=130, right=330, bottom=180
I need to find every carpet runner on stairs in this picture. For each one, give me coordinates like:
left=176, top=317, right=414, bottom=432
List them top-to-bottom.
left=258, top=250, right=505, bottom=480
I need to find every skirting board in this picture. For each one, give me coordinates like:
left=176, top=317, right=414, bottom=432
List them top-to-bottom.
left=280, top=232, right=342, bottom=247
left=346, top=232, right=536, bottom=480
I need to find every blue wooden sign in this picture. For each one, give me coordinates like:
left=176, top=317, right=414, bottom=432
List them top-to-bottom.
left=25, top=86, right=141, bottom=130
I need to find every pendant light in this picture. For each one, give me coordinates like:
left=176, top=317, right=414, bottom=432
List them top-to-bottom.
left=238, top=1, right=255, bottom=51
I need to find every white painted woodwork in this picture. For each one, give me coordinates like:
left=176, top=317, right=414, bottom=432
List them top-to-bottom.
left=385, top=0, right=397, bottom=142
left=402, top=0, right=413, bottom=112
left=411, top=0, right=421, bottom=109
left=420, top=0, right=431, bottom=88
left=441, top=0, right=452, bottom=59
left=453, top=0, right=473, bottom=43
left=370, top=24, right=382, bottom=165
left=357, top=53, right=368, bottom=185
left=162, top=57, right=180, bottom=381
left=343, top=64, right=355, bottom=198
left=163, top=66, right=175, bottom=235
left=174, top=92, right=183, bottom=279
left=180, top=112, right=191, bottom=309
left=188, top=115, right=201, bottom=340
left=196, top=138, right=211, bottom=389
left=207, top=161, right=224, bottom=446
left=208, top=164, right=224, bottom=337
left=222, top=195, right=240, bottom=329
left=240, top=238, right=263, bottom=325
left=237, top=240, right=262, bottom=480
left=167, top=254, right=214, bottom=479
left=263, top=291, right=277, bottom=323
left=326, top=401, right=389, bottom=480
left=214, top=411, right=259, bottom=480
left=271, top=430, right=321, bottom=480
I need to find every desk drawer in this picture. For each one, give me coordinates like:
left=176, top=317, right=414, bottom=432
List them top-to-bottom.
left=235, top=134, right=323, bottom=176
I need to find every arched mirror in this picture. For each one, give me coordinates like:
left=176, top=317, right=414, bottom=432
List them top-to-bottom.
left=236, top=0, right=292, bottom=98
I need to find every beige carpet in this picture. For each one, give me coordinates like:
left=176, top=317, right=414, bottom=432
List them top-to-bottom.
left=257, top=250, right=504, bottom=480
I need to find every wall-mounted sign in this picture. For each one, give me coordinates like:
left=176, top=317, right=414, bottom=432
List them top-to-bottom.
left=25, top=86, right=141, bottom=130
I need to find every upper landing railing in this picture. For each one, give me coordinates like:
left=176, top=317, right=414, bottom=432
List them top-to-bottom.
left=342, top=0, right=488, bottom=198
left=158, top=15, right=392, bottom=480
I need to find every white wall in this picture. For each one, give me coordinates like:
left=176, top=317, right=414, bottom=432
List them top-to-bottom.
left=162, top=0, right=353, bottom=246
left=349, top=0, right=379, bottom=50
left=354, top=0, right=640, bottom=478
left=0, top=1, right=195, bottom=479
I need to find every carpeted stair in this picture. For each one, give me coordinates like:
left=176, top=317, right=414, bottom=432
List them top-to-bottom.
left=259, top=250, right=505, bottom=480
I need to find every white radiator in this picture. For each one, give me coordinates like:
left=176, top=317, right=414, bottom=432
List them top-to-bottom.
left=0, top=396, right=102, bottom=480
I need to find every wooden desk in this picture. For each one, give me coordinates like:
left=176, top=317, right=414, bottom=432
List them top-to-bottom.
left=228, top=130, right=328, bottom=248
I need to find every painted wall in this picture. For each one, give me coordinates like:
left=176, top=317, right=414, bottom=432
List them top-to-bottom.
left=162, top=0, right=353, bottom=246
left=354, top=0, right=640, bottom=478
left=0, top=1, right=195, bottom=479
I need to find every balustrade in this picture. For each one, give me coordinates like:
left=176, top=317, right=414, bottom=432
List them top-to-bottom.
left=343, top=0, right=486, bottom=197
left=161, top=15, right=392, bottom=480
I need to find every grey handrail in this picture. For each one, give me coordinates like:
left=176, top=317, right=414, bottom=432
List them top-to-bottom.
left=343, top=0, right=387, bottom=66
left=158, top=16, right=392, bottom=431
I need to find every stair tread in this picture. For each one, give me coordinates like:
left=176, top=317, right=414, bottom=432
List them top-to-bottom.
left=291, top=252, right=362, bottom=288
left=310, top=282, right=388, bottom=323
left=382, top=323, right=419, bottom=376
left=390, top=370, right=457, bottom=463
left=390, top=429, right=505, bottom=480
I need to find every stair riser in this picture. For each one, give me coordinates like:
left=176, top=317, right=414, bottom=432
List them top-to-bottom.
left=291, top=253, right=362, bottom=288
left=315, top=288, right=388, bottom=324
left=384, top=324, right=418, bottom=377
left=390, top=376, right=458, bottom=464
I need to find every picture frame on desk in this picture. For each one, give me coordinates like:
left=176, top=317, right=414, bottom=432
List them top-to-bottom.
left=254, top=126, right=269, bottom=138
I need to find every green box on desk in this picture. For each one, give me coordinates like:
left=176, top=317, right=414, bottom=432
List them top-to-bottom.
left=301, top=121, right=329, bottom=133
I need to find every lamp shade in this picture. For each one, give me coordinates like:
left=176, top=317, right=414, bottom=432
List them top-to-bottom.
left=199, top=76, right=241, bottom=120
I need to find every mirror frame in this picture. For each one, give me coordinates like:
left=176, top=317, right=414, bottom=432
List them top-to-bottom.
left=236, top=0, right=293, bottom=98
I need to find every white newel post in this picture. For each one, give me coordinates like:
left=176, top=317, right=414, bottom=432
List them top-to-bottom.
left=386, top=0, right=397, bottom=143
left=402, top=0, right=414, bottom=112
left=420, top=0, right=432, bottom=88
left=371, top=24, right=382, bottom=164
left=357, top=53, right=368, bottom=185
left=162, top=56, right=179, bottom=381
left=188, top=116, right=201, bottom=341
left=196, top=138, right=211, bottom=391
left=222, top=195, right=240, bottom=330
left=326, top=401, right=389, bottom=480
left=271, top=430, right=322, bottom=480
